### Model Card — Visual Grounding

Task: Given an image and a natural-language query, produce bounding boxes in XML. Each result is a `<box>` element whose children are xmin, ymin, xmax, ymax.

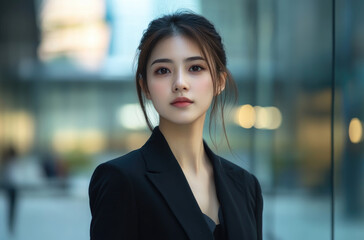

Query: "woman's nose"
<box><xmin>172</xmin><ymin>70</ymin><xmax>189</xmax><ymax>92</ymax></box>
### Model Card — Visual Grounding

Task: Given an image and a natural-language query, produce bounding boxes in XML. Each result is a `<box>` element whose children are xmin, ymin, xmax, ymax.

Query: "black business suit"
<box><xmin>89</xmin><ymin>126</ymin><xmax>263</xmax><ymax>240</ymax></box>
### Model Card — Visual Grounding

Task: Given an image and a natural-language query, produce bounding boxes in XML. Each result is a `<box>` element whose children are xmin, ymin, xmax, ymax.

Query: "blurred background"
<box><xmin>0</xmin><ymin>0</ymin><xmax>363</xmax><ymax>239</ymax></box>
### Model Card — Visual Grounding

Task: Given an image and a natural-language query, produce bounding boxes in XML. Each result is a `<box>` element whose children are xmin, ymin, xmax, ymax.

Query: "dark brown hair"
<box><xmin>135</xmin><ymin>10</ymin><xmax>237</xmax><ymax>148</ymax></box>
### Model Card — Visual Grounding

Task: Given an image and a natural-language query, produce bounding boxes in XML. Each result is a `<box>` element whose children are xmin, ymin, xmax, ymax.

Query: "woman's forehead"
<box><xmin>148</xmin><ymin>35</ymin><xmax>205</xmax><ymax>65</ymax></box>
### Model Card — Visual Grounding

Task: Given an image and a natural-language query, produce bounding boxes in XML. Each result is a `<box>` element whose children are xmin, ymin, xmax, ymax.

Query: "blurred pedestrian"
<box><xmin>0</xmin><ymin>145</ymin><xmax>19</xmax><ymax>235</ymax></box>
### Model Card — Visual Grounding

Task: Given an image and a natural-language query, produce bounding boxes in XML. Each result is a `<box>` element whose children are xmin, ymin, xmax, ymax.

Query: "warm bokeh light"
<box><xmin>52</xmin><ymin>128</ymin><xmax>106</xmax><ymax>154</ymax></box>
<box><xmin>234</xmin><ymin>104</ymin><xmax>256</xmax><ymax>128</ymax></box>
<box><xmin>79</xmin><ymin>129</ymin><xmax>107</xmax><ymax>154</ymax></box>
<box><xmin>349</xmin><ymin>118</ymin><xmax>363</xmax><ymax>143</ymax></box>
<box><xmin>1</xmin><ymin>111</ymin><xmax>35</xmax><ymax>154</ymax></box>
<box><xmin>52</xmin><ymin>129</ymin><xmax>79</xmax><ymax>153</ymax></box>
<box><xmin>254</xmin><ymin>106</ymin><xmax>269</xmax><ymax>129</ymax></box>
<box><xmin>265</xmin><ymin>106</ymin><xmax>283</xmax><ymax>129</ymax></box>
<box><xmin>234</xmin><ymin>105</ymin><xmax>282</xmax><ymax>130</ymax></box>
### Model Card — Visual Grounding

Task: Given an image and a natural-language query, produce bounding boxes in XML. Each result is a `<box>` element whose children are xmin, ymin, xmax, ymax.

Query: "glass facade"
<box><xmin>0</xmin><ymin>0</ymin><xmax>363</xmax><ymax>239</ymax></box>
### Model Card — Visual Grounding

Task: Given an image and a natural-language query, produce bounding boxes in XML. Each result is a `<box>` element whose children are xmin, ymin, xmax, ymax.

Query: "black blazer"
<box><xmin>89</xmin><ymin>127</ymin><xmax>263</xmax><ymax>240</ymax></box>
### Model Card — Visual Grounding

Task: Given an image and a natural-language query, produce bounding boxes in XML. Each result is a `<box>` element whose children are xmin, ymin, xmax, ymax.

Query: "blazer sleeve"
<box><xmin>253</xmin><ymin>175</ymin><xmax>263</xmax><ymax>240</ymax></box>
<box><xmin>89</xmin><ymin>162</ymin><xmax>138</xmax><ymax>240</ymax></box>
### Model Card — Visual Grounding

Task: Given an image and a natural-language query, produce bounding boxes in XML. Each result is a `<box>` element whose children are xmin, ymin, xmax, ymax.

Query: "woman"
<box><xmin>89</xmin><ymin>11</ymin><xmax>263</xmax><ymax>240</ymax></box>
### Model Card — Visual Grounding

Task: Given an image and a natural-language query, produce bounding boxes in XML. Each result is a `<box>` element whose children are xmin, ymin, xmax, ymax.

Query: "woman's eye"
<box><xmin>189</xmin><ymin>65</ymin><xmax>203</xmax><ymax>72</ymax></box>
<box><xmin>156</xmin><ymin>68</ymin><xmax>170</xmax><ymax>74</ymax></box>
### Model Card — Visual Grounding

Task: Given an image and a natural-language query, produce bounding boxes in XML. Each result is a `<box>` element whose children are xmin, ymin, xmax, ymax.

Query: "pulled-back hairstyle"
<box><xmin>135</xmin><ymin>10</ymin><xmax>237</xmax><ymax>148</ymax></box>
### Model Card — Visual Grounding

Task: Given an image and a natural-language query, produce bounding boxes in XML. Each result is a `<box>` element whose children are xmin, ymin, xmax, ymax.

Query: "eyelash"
<box><xmin>155</xmin><ymin>68</ymin><xmax>170</xmax><ymax>75</ymax></box>
<box><xmin>155</xmin><ymin>65</ymin><xmax>205</xmax><ymax>75</ymax></box>
<box><xmin>189</xmin><ymin>65</ymin><xmax>204</xmax><ymax>72</ymax></box>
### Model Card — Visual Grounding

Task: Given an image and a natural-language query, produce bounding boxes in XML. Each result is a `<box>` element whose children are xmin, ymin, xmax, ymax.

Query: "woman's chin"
<box><xmin>159</xmin><ymin>116</ymin><xmax>205</xmax><ymax>127</ymax></box>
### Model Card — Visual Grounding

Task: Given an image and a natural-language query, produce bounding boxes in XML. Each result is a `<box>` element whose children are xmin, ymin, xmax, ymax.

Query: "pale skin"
<box><xmin>140</xmin><ymin>35</ymin><xmax>226</xmax><ymax>224</ymax></box>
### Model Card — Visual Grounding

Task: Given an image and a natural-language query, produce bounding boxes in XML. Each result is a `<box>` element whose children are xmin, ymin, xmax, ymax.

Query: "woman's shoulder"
<box><xmin>217</xmin><ymin>156</ymin><xmax>261</xmax><ymax>189</ymax></box>
<box><xmin>105</xmin><ymin>149</ymin><xmax>144</xmax><ymax>169</ymax></box>
<box><xmin>217</xmin><ymin>157</ymin><xmax>263</xmax><ymax>206</ymax></box>
<box><xmin>91</xmin><ymin>148</ymin><xmax>145</xmax><ymax>181</ymax></box>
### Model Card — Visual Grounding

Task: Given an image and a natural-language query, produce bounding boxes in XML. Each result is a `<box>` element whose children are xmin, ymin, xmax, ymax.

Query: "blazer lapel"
<box><xmin>204</xmin><ymin>143</ymin><xmax>246</xmax><ymax>240</ymax></box>
<box><xmin>141</xmin><ymin>127</ymin><xmax>212</xmax><ymax>240</ymax></box>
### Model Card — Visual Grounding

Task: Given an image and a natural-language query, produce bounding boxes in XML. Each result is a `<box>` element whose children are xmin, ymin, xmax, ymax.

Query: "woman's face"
<box><xmin>144</xmin><ymin>35</ymin><xmax>214</xmax><ymax>126</ymax></box>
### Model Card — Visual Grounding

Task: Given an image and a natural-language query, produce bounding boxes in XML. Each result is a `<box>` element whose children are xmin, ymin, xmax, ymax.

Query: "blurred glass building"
<box><xmin>0</xmin><ymin>0</ymin><xmax>363</xmax><ymax>239</ymax></box>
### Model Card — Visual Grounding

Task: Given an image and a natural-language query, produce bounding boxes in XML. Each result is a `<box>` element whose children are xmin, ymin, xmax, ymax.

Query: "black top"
<box><xmin>202</xmin><ymin>207</ymin><xmax>226</xmax><ymax>239</ymax></box>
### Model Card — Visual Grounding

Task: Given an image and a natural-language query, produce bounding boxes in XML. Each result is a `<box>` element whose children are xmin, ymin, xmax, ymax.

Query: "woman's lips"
<box><xmin>172</xmin><ymin>102</ymin><xmax>192</xmax><ymax>107</ymax></box>
<box><xmin>171</xmin><ymin>97</ymin><xmax>193</xmax><ymax>107</ymax></box>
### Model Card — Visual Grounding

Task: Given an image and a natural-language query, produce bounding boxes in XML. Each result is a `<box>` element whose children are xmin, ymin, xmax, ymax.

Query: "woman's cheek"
<box><xmin>149</xmin><ymin>81</ymin><xmax>168</xmax><ymax>98</ymax></box>
<box><xmin>195</xmin><ymin>76</ymin><xmax>214</xmax><ymax>95</ymax></box>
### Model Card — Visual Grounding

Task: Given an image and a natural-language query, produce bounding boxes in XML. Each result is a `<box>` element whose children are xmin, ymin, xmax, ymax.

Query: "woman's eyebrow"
<box><xmin>151</xmin><ymin>58</ymin><xmax>172</xmax><ymax>66</ymax></box>
<box><xmin>185</xmin><ymin>56</ymin><xmax>205</xmax><ymax>62</ymax></box>
<box><xmin>150</xmin><ymin>56</ymin><xmax>205</xmax><ymax>66</ymax></box>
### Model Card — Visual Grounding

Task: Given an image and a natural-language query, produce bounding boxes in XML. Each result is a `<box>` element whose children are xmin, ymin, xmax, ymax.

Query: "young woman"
<box><xmin>89</xmin><ymin>11</ymin><xmax>263</xmax><ymax>240</ymax></box>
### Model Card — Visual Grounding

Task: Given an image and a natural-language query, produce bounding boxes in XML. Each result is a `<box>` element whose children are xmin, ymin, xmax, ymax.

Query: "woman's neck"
<box><xmin>159</xmin><ymin>119</ymin><xmax>209</xmax><ymax>174</ymax></box>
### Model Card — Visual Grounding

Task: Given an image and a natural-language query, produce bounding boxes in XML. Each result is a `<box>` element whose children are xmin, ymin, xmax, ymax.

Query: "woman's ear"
<box><xmin>139</xmin><ymin>78</ymin><xmax>151</xmax><ymax>99</ymax></box>
<box><xmin>216</xmin><ymin>72</ymin><xmax>227</xmax><ymax>95</ymax></box>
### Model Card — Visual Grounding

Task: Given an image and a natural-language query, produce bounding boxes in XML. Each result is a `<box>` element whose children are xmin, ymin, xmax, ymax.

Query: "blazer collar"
<box><xmin>141</xmin><ymin>126</ymin><xmax>246</xmax><ymax>240</ymax></box>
